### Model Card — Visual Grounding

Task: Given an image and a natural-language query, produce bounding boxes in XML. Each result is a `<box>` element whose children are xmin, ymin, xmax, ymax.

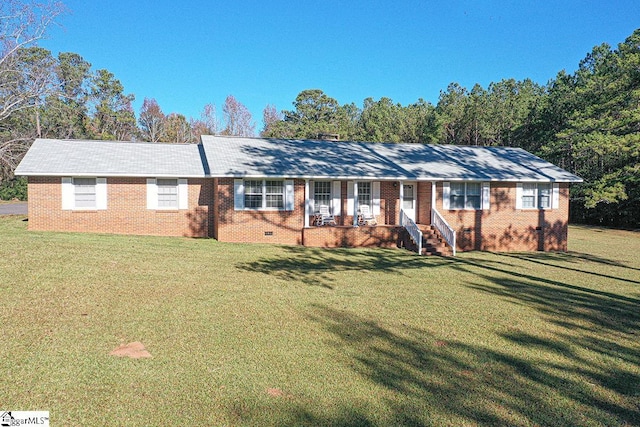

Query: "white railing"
<box><xmin>431</xmin><ymin>207</ymin><xmax>456</xmax><ymax>256</ymax></box>
<box><xmin>400</xmin><ymin>209</ymin><xmax>423</xmax><ymax>255</ymax></box>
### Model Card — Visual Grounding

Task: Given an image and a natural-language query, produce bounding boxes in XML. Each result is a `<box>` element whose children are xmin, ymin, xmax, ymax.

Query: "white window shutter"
<box><xmin>284</xmin><ymin>179</ymin><xmax>295</xmax><ymax>211</ymax></box>
<box><xmin>147</xmin><ymin>178</ymin><xmax>157</xmax><ymax>210</ymax></box>
<box><xmin>178</xmin><ymin>178</ymin><xmax>188</xmax><ymax>209</ymax></box>
<box><xmin>62</xmin><ymin>177</ymin><xmax>73</xmax><ymax>210</ymax></box>
<box><xmin>347</xmin><ymin>181</ymin><xmax>354</xmax><ymax>213</ymax></box>
<box><xmin>442</xmin><ymin>182</ymin><xmax>450</xmax><ymax>210</ymax></box>
<box><xmin>552</xmin><ymin>183</ymin><xmax>560</xmax><ymax>209</ymax></box>
<box><xmin>308</xmin><ymin>180</ymin><xmax>315</xmax><ymax>214</ymax></box>
<box><xmin>96</xmin><ymin>178</ymin><xmax>107</xmax><ymax>210</ymax></box>
<box><xmin>332</xmin><ymin>181</ymin><xmax>341</xmax><ymax>216</ymax></box>
<box><xmin>515</xmin><ymin>183</ymin><xmax>523</xmax><ymax>209</ymax></box>
<box><xmin>372</xmin><ymin>181</ymin><xmax>381</xmax><ymax>215</ymax></box>
<box><xmin>482</xmin><ymin>182</ymin><xmax>490</xmax><ymax>210</ymax></box>
<box><xmin>234</xmin><ymin>179</ymin><xmax>244</xmax><ymax>210</ymax></box>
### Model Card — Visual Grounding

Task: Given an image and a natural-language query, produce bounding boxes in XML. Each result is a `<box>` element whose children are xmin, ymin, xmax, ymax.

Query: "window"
<box><xmin>243</xmin><ymin>179</ymin><xmax>285</xmax><ymax>210</ymax></box>
<box><xmin>244</xmin><ymin>180</ymin><xmax>263</xmax><ymax>209</ymax></box>
<box><xmin>522</xmin><ymin>183</ymin><xmax>536</xmax><ymax>208</ymax></box>
<box><xmin>519</xmin><ymin>183</ymin><xmax>554</xmax><ymax>209</ymax></box>
<box><xmin>157</xmin><ymin>179</ymin><xmax>178</xmax><ymax>209</ymax></box>
<box><xmin>347</xmin><ymin>181</ymin><xmax>379</xmax><ymax>217</ymax></box>
<box><xmin>146</xmin><ymin>178</ymin><xmax>188</xmax><ymax>210</ymax></box>
<box><xmin>63</xmin><ymin>177</ymin><xmax>107</xmax><ymax>210</ymax></box>
<box><xmin>314</xmin><ymin>181</ymin><xmax>332</xmax><ymax>211</ymax></box>
<box><xmin>449</xmin><ymin>182</ymin><xmax>481</xmax><ymax>210</ymax></box>
<box><xmin>265</xmin><ymin>180</ymin><xmax>284</xmax><ymax>208</ymax></box>
<box><xmin>402</xmin><ymin>184</ymin><xmax>414</xmax><ymax>209</ymax></box>
<box><xmin>358</xmin><ymin>182</ymin><xmax>371</xmax><ymax>207</ymax></box>
<box><xmin>538</xmin><ymin>183</ymin><xmax>551</xmax><ymax>209</ymax></box>
<box><xmin>74</xmin><ymin>178</ymin><xmax>96</xmax><ymax>208</ymax></box>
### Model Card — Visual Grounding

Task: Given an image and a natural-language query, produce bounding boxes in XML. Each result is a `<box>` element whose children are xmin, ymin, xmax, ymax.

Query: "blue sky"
<box><xmin>41</xmin><ymin>0</ymin><xmax>639</xmax><ymax>133</ymax></box>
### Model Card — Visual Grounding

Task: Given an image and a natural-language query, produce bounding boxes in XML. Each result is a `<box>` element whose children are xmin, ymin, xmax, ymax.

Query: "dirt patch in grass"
<box><xmin>109</xmin><ymin>342</ymin><xmax>153</xmax><ymax>359</ymax></box>
<box><xmin>266</xmin><ymin>388</ymin><xmax>294</xmax><ymax>399</ymax></box>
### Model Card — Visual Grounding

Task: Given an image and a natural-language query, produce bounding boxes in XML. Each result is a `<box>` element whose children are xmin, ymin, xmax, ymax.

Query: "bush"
<box><xmin>0</xmin><ymin>177</ymin><xmax>27</xmax><ymax>201</ymax></box>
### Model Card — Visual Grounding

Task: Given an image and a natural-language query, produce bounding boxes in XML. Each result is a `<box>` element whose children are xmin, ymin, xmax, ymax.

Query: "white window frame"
<box><xmin>74</xmin><ymin>177</ymin><xmax>97</xmax><ymax>209</ymax></box>
<box><xmin>265</xmin><ymin>180</ymin><xmax>285</xmax><ymax>209</ymax></box>
<box><xmin>309</xmin><ymin>180</ymin><xmax>341</xmax><ymax>215</ymax></box>
<box><xmin>357</xmin><ymin>181</ymin><xmax>372</xmax><ymax>208</ymax></box>
<box><xmin>516</xmin><ymin>182</ymin><xmax>559</xmax><ymax>210</ymax></box>
<box><xmin>347</xmin><ymin>181</ymin><xmax>380</xmax><ymax>215</ymax></box>
<box><xmin>443</xmin><ymin>181</ymin><xmax>488</xmax><ymax>210</ymax></box>
<box><xmin>234</xmin><ymin>179</ymin><xmax>294</xmax><ymax>211</ymax></box>
<box><xmin>313</xmin><ymin>181</ymin><xmax>332</xmax><ymax>212</ymax></box>
<box><xmin>402</xmin><ymin>184</ymin><xmax>415</xmax><ymax>210</ymax></box>
<box><xmin>146</xmin><ymin>178</ymin><xmax>188</xmax><ymax>210</ymax></box>
<box><xmin>244</xmin><ymin>179</ymin><xmax>266</xmax><ymax>209</ymax></box>
<box><xmin>157</xmin><ymin>178</ymin><xmax>179</xmax><ymax>209</ymax></box>
<box><xmin>538</xmin><ymin>183</ymin><xmax>552</xmax><ymax>209</ymax></box>
<box><xmin>62</xmin><ymin>177</ymin><xmax>107</xmax><ymax>210</ymax></box>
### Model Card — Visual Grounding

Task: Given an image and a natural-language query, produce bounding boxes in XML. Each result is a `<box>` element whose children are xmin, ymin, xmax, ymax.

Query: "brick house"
<box><xmin>15</xmin><ymin>136</ymin><xmax>582</xmax><ymax>254</ymax></box>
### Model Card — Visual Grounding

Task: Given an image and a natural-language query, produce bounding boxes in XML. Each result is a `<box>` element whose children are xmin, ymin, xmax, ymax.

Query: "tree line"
<box><xmin>1</xmin><ymin>1</ymin><xmax>638</xmax><ymax>227</ymax></box>
<box><xmin>259</xmin><ymin>31</ymin><xmax>640</xmax><ymax>228</ymax></box>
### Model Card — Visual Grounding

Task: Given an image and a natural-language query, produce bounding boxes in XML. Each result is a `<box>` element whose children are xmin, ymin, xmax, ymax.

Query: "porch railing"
<box><xmin>432</xmin><ymin>207</ymin><xmax>456</xmax><ymax>256</ymax></box>
<box><xmin>400</xmin><ymin>209</ymin><xmax>423</xmax><ymax>255</ymax></box>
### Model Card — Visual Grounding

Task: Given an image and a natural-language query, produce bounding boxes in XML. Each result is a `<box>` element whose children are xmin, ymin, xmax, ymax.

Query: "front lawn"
<box><xmin>0</xmin><ymin>217</ymin><xmax>638</xmax><ymax>426</ymax></box>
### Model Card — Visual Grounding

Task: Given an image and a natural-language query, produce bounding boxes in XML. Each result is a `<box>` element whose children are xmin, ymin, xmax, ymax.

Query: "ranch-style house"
<box><xmin>15</xmin><ymin>135</ymin><xmax>582</xmax><ymax>255</ymax></box>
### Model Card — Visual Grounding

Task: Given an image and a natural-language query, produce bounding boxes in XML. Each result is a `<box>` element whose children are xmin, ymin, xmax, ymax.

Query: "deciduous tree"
<box><xmin>221</xmin><ymin>95</ymin><xmax>255</xmax><ymax>137</ymax></box>
<box><xmin>138</xmin><ymin>98</ymin><xmax>165</xmax><ymax>142</ymax></box>
<box><xmin>260</xmin><ymin>104</ymin><xmax>281</xmax><ymax>137</ymax></box>
<box><xmin>162</xmin><ymin>113</ymin><xmax>191</xmax><ymax>143</ymax></box>
<box><xmin>190</xmin><ymin>103</ymin><xmax>219</xmax><ymax>140</ymax></box>
<box><xmin>0</xmin><ymin>0</ymin><xmax>65</xmax><ymax>121</ymax></box>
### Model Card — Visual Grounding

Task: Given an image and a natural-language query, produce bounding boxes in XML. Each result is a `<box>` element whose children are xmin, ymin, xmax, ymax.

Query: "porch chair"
<box><xmin>317</xmin><ymin>204</ymin><xmax>337</xmax><ymax>226</ymax></box>
<box><xmin>358</xmin><ymin>204</ymin><xmax>377</xmax><ymax>226</ymax></box>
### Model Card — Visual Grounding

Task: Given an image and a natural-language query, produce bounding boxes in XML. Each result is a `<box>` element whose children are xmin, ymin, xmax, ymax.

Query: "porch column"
<box><xmin>398</xmin><ymin>180</ymin><xmax>404</xmax><ymax>225</ymax></box>
<box><xmin>304</xmin><ymin>179</ymin><xmax>310</xmax><ymax>228</ymax></box>
<box><xmin>353</xmin><ymin>181</ymin><xmax>359</xmax><ymax>227</ymax></box>
<box><xmin>431</xmin><ymin>181</ymin><xmax>437</xmax><ymax>223</ymax></box>
<box><xmin>431</xmin><ymin>181</ymin><xmax>436</xmax><ymax>206</ymax></box>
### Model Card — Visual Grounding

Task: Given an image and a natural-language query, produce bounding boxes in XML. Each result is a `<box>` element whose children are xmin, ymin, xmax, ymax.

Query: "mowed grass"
<box><xmin>0</xmin><ymin>217</ymin><xmax>638</xmax><ymax>426</ymax></box>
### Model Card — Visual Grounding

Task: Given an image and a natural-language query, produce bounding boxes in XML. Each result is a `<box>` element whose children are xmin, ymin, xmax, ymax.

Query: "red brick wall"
<box><xmin>215</xmin><ymin>178</ymin><xmax>306</xmax><ymax>245</ymax></box>
<box><xmin>432</xmin><ymin>182</ymin><xmax>569</xmax><ymax>252</ymax></box>
<box><xmin>303</xmin><ymin>226</ymin><xmax>402</xmax><ymax>248</ymax></box>
<box><xmin>27</xmin><ymin>177</ymin><xmax>571</xmax><ymax>252</ymax></box>
<box><xmin>215</xmin><ymin>180</ymin><xmax>403</xmax><ymax>245</ymax></box>
<box><xmin>417</xmin><ymin>182</ymin><xmax>433</xmax><ymax>224</ymax></box>
<box><xmin>27</xmin><ymin>177</ymin><xmax>213</xmax><ymax>237</ymax></box>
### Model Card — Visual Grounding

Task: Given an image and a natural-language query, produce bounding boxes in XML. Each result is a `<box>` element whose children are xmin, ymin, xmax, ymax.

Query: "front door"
<box><xmin>402</xmin><ymin>183</ymin><xmax>416</xmax><ymax>222</ymax></box>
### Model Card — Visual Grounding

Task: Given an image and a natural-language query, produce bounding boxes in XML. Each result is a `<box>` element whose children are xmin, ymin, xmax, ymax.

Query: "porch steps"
<box><xmin>402</xmin><ymin>225</ymin><xmax>453</xmax><ymax>257</ymax></box>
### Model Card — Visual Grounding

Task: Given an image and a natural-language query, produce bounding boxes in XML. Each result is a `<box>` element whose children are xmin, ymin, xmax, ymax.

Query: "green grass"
<box><xmin>0</xmin><ymin>217</ymin><xmax>638</xmax><ymax>426</ymax></box>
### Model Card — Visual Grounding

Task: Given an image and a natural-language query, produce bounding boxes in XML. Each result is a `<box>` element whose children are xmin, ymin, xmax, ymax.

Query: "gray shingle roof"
<box><xmin>16</xmin><ymin>136</ymin><xmax>582</xmax><ymax>183</ymax></box>
<box><xmin>200</xmin><ymin>136</ymin><xmax>582</xmax><ymax>182</ymax></box>
<box><xmin>15</xmin><ymin>138</ymin><xmax>207</xmax><ymax>177</ymax></box>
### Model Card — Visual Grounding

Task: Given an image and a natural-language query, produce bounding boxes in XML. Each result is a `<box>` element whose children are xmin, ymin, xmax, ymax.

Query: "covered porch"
<box><xmin>301</xmin><ymin>180</ymin><xmax>455</xmax><ymax>255</ymax></box>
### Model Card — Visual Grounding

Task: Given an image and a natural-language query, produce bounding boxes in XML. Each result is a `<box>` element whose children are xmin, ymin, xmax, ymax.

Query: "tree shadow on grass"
<box><xmin>235</xmin><ymin>249</ymin><xmax>639</xmax><ymax>426</ymax></box>
<box><xmin>289</xmin><ymin>290</ymin><xmax>639</xmax><ymax>426</ymax></box>
<box><xmin>452</xmin><ymin>256</ymin><xmax>640</xmax><ymax>333</ymax></box>
<box><xmin>289</xmin><ymin>302</ymin><xmax>637</xmax><ymax>426</ymax></box>
<box><xmin>497</xmin><ymin>252</ymin><xmax>640</xmax><ymax>284</ymax></box>
<box><xmin>236</xmin><ymin>245</ymin><xmax>453</xmax><ymax>289</ymax></box>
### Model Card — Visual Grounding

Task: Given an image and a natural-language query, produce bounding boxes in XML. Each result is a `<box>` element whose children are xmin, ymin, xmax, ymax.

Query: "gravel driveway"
<box><xmin>0</xmin><ymin>202</ymin><xmax>27</xmax><ymax>215</ymax></box>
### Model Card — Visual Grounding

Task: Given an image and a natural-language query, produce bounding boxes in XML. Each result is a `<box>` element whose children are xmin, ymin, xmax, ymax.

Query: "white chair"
<box><xmin>358</xmin><ymin>204</ymin><xmax>377</xmax><ymax>226</ymax></box>
<box><xmin>317</xmin><ymin>205</ymin><xmax>337</xmax><ymax>226</ymax></box>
